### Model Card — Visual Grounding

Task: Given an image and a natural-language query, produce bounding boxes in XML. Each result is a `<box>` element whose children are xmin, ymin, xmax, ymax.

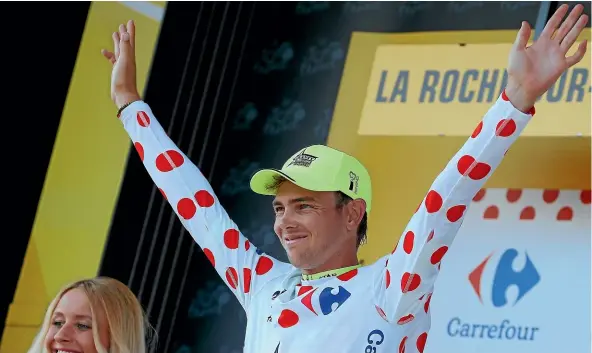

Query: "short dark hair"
<box><xmin>266</xmin><ymin>175</ymin><xmax>368</xmax><ymax>247</ymax></box>
<box><xmin>335</xmin><ymin>191</ymin><xmax>368</xmax><ymax>248</ymax></box>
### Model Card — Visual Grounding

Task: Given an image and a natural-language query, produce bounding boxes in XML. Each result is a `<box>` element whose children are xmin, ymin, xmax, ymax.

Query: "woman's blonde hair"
<box><xmin>27</xmin><ymin>276</ymin><xmax>156</xmax><ymax>353</ymax></box>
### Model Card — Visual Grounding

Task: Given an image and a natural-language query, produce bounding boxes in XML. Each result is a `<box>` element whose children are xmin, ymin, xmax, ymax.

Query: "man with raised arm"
<box><xmin>102</xmin><ymin>5</ymin><xmax>587</xmax><ymax>352</ymax></box>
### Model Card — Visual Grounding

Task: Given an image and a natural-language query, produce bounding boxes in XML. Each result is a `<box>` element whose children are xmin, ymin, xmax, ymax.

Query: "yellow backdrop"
<box><xmin>0</xmin><ymin>2</ymin><xmax>164</xmax><ymax>351</ymax></box>
<box><xmin>329</xmin><ymin>29</ymin><xmax>591</xmax><ymax>266</ymax></box>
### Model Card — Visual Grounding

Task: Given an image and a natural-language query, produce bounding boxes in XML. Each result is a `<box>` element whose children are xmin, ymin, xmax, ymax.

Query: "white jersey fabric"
<box><xmin>119</xmin><ymin>92</ymin><xmax>533</xmax><ymax>353</ymax></box>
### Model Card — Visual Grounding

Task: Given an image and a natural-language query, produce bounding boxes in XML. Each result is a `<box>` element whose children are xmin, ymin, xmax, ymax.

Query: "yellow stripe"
<box><xmin>302</xmin><ymin>264</ymin><xmax>362</xmax><ymax>281</ymax></box>
<box><xmin>1</xmin><ymin>2</ymin><xmax>163</xmax><ymax>352</ymax></box>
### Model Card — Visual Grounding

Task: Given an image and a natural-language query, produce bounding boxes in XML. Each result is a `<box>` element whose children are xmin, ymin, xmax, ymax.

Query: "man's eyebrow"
<box><xmin>272</xmin><ymin>196</ymin><xmax>316</xmax><ymax>207</ymax></box>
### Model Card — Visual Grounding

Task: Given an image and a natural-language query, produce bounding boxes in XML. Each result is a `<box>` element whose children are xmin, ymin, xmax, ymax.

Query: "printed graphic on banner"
<box><xmin>447</xmin><ymin>248</ymin><xmax>541</xmax><ymax>343</ymax></box>
<box><xmin>358</xmin><ymin>43</ymin><xmax>591</xmax><ymax>137</ymax></box>
<box><xmin>469</xmin><ymin>248</ymin><xmax>540</xmax><ymax>308</ymax></box>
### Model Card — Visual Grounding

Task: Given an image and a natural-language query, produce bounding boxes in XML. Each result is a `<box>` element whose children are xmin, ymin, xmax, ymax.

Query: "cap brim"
<box><xmin>249</xmin><ymin>169</ymin><xmax>294</xmax><ymax>196</ymax></box>
<box><xmin>250</xmin><ymin>168</ymin><xmax>333</xmax><ymax>196</ymax></box>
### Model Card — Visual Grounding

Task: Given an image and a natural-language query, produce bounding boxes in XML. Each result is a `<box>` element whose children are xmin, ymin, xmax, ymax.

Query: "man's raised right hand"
<box><xmin>101</xmin><ymin>20</ymin><xmax>141</xmax><ymax>109</ymax></box>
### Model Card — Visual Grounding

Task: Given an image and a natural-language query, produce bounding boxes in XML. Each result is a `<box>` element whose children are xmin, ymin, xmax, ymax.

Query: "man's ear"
<box><xmin>346</xmin><ymin>198</ymin><xmax>366</xmax><ymax>231</ymax></box>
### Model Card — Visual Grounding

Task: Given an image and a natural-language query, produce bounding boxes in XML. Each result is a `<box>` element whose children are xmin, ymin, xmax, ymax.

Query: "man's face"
<box><xmin>272</xmin><ymin>182</ymin><xmax>351</xmax><ymax>270</ymax></box>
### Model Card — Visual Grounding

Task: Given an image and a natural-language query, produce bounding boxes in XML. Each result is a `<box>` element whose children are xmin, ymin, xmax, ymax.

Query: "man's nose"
<box><xmin>277</xmin><ymin>209</ymin><xmax>297</xmax><ymax>231</ymax></box>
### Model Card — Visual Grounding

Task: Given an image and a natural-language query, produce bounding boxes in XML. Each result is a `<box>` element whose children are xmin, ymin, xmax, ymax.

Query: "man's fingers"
<box><xmin>514</xmin><ymin>21</ymin><xmax>531</xmax><ymax>50</ymax></box>
<box><xmin>561</xmin><ymin>14</ymin><xmax>589</xmax><ymax>52</ymax></box>
<box><xmin>101</xmin><ymin>49</ymin><xmax>116</xmax><ymax>64</ymax></box>
<box><xmin>119</xmin><ymin>30</ymin><xmax>134</xmax><ymax>59</ymax></box>
<box><xmin>540</xmin><ymin>4</ymin><xmax>569</xmax><ymax>39</ymax></box>
<box><xmin>565</xmin><ymin>40</ymin><xmax>588</xmax><ymax>67</ymax></box>
<box><xmin>555</xmin><ymin>4</ymin><xmax>584</xmax><ymax>42</ymax></box>
<box><xmin>127</xmin><ymin>20</ymin><xmax>136</xmax><ymax>49</ymax></box>
<box><xmin>119</xmin><ymin>23</ymin><xmax>126</xmax><ymax>36</ymax></box>
<box><xmin>112</xmin><ymin>32</ymin><xmax>120</xmax><ymax>58</ymax></box>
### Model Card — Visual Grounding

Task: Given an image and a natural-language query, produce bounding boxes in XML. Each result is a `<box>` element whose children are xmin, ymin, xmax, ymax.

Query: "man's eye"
<box><xmin>52</xmin><ymin>321</ymin><xmax>64</xmax><ymax>327</ymax></box>
<box><xmin>299</xmin><ymin>204</ymin><xmax>312</xmax><ymax>209</ymax></box>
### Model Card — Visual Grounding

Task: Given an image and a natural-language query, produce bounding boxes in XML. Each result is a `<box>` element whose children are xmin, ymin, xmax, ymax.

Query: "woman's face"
<box><xmin>44</xmin><ymin>288</ymin><xmax>109</xmax><ymax>353</ymax></box>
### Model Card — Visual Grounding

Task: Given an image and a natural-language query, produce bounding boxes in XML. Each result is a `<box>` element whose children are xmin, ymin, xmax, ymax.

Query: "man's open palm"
<box><xmin>507</xmin><ymin>4</ymin><xmax>588</xmax><ymax>108</ymax></box>
<box><xmin>101</xmin><ymin>20</ymin><xmax>140</xmax><ymax>109</ymax></box>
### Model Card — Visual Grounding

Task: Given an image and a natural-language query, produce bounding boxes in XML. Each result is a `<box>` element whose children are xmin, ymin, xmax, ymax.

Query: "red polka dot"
<box><xmin>520</xmin><ymin>206</ymin><xmax>536</xmax><ymax>220</ymax></box>
<box><xmin>501</xmin><ymin>89</ymin><xmax>509</xmax><ymax>101</ymax></box>
<box><xmin>399</xmin><ymin>336</ymin><xmax>407</xmax><ymax>353</ymax></box>
<box><xmin>457</xmin><ymin>155</ymin><xmax>491</xmax><ymax>180</ymax></box>
<box><xmin>483</xmin><ymin>205</ymin><xmax>499</xmax><ymax>219</ymax></box>
<box><xmin>244</xmin><ymin>240</ymin><xmax>251</xmax><ymax>251</ymax></box>
<box><xmin>337</xmin><ymin>269</ymin><xmax>358</xmax><ymax>281</ymax></box>
<box><xmin>416</xmin><ymin>332</ymin><xmax>428</xmax><ymax>353</ymax></box>
<box><xmin>543</xmin><ymin>189</ymin><xmax>559</xmax><ymax>203</ymax></box>
<box><xmin>177</xmin><ymin>198</ymin><xmax>197</xmax><ymax>220</ymax></box>
<box><xmin>473</xmin><ymin>189</ymin><xmax>486</xmax><ymax>202</ymax></box>
<box><xmin>557</xmin><ymin>206</ymin><xmax>573</xmax><ymax>221</ymax></box>
<box><xmin>403</xmin><ymin>231</ymin><xmax>414</xmax><ymax>254</ymax></box>
<box><xmin>397</xmin><ymin>314</ymin><xmax>414</xmax><ymax>325</ymax></box>
<box><xmin>134</xmin><ymin>142</ymin><xmax>144</xmax><ymax>161</ymax></box>
<box><xmin>278</xmin><ymin>309</ymin><xmax>299</xmax><ymax>328</ymax></box>
<box><xmin>527</xmin><ymin>106</ymin><xmax>536</xmax><ymax>116</ymax></box>
<box><xmin>506</xmin><ymin>189</ymin><xmax>522</xmax><ymax>203</ymax></box>
<box><xmin>385</xmin><ymin>270</ymin><xmax>391</xmax><ymax>289</ymax></box>
<box><xmin>496</xmin><ymin>119</ymin><xmax>517</xmax><ymax>137</ymax></box>
<box><xmin>425</xmin><ymin>190</ymin><xmax>443</xmax><ymax>213</ymax></box>
<box><xmin>137</xmin><ymin>111</ymin><xmax>151</xmax><ymax>127</ymax></box>
<box><xmin>430</xmin><ymin>246</ymin><xmax>448</xmax><ymax>264</ymax></box>
<box><xmin>223</xmin><ymin>229</ymin><xmax>240</xmax><ymax>249</ymax></box>
<box><xmin>225</xmin><ymin>267</ymin><xmax>238</xmax><ymax>289</ymax></box>
<box><xmin>297</xmin><ymin>285</ymin><xmax>313</xmax><ymax>296</ymax></box>
<box><xmin>203</xmin><ymin>248</ymin><xmax>215</xmax><ymax>267</ymax></box>
<box><xmin>401</xmin><ymin>272</ymin><xmax>421</xmax><ymax>293</ymax></box>
<box><xmin>195</xmin><ymin>190</ymin><xmax>215</xmax><ymax>207</ymax></box>
<box><xmin>255</xmin><ymin>256</ymin><xmax>274</xmax><ymax>275</ymax></box>
<box><xmin>446</xmin><ymin>205</ymin><xmax>466</xmax><ymax>222</ymax></box>
<box><xmin>424</xmin><ymin>293</ymin><xmax>432</xmax><ymax>313</ymax></box>
<box><xmin>375</xmin><ymin>305</ymin><xmax>388</xmax><ymax>321</ymax></box>
<box><xmin>471</xmin><ymin>121</ymin><xmax>483</xmax><ymax>138</ymax></box>
<box><xmin>581</xmin><ymin>190</ymin><xmax>591</xmax><ymax>204</ymax></box>
<box><xmin>427</xmin><ymin>230</ymin><xmax>434</xmax><ymax>242</ymax></box>
<box><xmin>155</xmin><ymin>150</ymin><xmax>185</xmax><ymax>172</ymax></box>
<box><xmin>243</xmin><ymin>268</ymin><xmax>252</xmax><ymax>293</ymax></box>
<box><xmin>385</xmin><ymin>259</ymin><xmax>389</xmax><ymax>267</ymax></box>
<box><xmin>159</xmin><ymin>188</ymin><xmax>167</xmax><ymax>200</ymax></box>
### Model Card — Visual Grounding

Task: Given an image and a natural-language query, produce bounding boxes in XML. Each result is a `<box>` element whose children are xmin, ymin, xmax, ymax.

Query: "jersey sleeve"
<box><xmin>119</xmin><ymin>101</ymin><xmax>292</xmax><ymax>310</ymax></box>
<box><xmin>372</xmin><ymin>92</ymin><xmax>535</xmax><ymax>324</ymax></box>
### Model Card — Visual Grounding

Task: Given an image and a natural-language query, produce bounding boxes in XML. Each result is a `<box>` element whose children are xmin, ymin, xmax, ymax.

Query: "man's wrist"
<box><xmin>115</xmin><ymin>93</ymin><xmax>142</xmax><ymax>110</ymax></box>
<box><xmin>504</xmin><ymin>80</ymin><xmax>537</xmax><ymax>114</ymax></box>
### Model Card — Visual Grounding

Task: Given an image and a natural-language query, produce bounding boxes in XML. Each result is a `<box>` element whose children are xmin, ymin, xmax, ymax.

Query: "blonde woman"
<box><xmin>27</xmin><ymin>277</ymin><xmax>155</xmax><ymax>353</ymax></box>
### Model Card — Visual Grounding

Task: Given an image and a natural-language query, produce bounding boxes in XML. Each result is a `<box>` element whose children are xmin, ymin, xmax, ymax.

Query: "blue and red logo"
<box><xmin>468</xmin><ymin>248</ymin><xmax>541</xmax><ymax>308</ymax></box>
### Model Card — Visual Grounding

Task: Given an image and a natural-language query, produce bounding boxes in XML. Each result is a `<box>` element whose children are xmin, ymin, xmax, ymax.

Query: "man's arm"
<box><xmin>372</xmin><ymin>91</ymin><xmax>534</xmax><ymax>324</ymax></box>
<box><xmin>119</xmin><ymin>101</ymin><xmax>292</xmax><ymax>310</ymax></box>
<box><xmin>371</xmin><ymin>3</ymin><xmax>588</xmax><ymax>325</ymax></box>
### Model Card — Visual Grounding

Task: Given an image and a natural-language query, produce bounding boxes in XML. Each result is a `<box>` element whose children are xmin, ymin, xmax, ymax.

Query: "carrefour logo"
<box><xmin>447</xmin><ymin>248</ymin><xmax>541</xmax><ymax>342</ymax></box>
<box><xmin>469</xmin><ymin>248</ymin><xmax>541</xmax><ymax>307</ymax></box>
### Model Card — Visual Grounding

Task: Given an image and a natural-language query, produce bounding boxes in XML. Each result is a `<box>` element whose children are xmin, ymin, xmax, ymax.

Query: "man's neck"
<box><xmin>301</xmin><ymin>263</ymin><xmax>361</xmax><ymax>281</ymax></box>
<box><xmin>300</xmin><ymin>254</ymin><xmax>360</xmax><ymax>279</ymax></box>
